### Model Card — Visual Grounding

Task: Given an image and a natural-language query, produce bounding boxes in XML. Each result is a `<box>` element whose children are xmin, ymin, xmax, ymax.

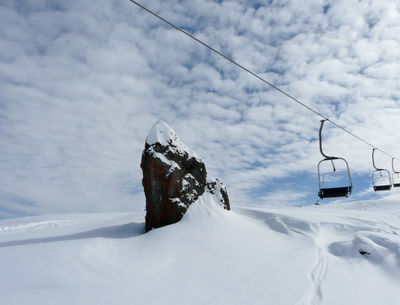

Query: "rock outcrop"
<box><xmin>206</xmin><ymin>177</ymin><xmax>230</xmax><ymax>210</ymax></box>
<box><xmin>141</xmin><ymin>120</ymin><xmax>207</xmax><ymax>232</ymax></box>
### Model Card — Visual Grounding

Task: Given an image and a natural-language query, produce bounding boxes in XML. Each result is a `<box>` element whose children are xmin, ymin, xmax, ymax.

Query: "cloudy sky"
<box><xmin>1</xmin><ymin>0</ymin><xmax>400</xmax><ymax>218</ymax></box>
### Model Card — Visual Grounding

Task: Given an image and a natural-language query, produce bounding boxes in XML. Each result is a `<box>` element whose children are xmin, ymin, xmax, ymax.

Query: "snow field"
<box><xmin>0</xmin><ymin>198</ymin><xmax>399</xmax><ymax>305</ymax></box>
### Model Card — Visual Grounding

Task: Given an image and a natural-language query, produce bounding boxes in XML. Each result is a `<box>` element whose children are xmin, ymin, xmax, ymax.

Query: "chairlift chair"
<box><xmin>317</xmin><ymin>120</ymin><xmax>353</xmax><ymax>199</ymax></box>
<box><xmin>391</xmin><ymin>158</ymin><xmax>400</xmax><ymax>188</ymax></box>
<box><xmin>371</xmin><ymin>148</ymin><xmax>392</xmax><ymax>191</ymax></box>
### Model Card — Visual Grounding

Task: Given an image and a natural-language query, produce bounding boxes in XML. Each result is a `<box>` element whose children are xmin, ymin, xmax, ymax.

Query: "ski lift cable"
<box><xmin>128</xmin><ymin>0</ymin><xmax>398</xmax><ymax>161</ymax></box>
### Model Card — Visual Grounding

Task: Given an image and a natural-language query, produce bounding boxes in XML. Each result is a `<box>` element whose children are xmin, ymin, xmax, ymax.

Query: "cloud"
<box><xmin>1</xmin><ymin>0</ymin><xmax>400</xmax><ymax>218</ymax></box>
<box><xmin>259</xmin><ymin>190</ymin><xmax>312</xmax><ymax>207</ymax></box>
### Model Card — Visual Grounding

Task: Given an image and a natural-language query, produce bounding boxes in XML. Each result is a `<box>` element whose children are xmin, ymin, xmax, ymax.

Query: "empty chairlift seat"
<box><xmin>319</xmin><ymin>186</ymin><xmax>352</xmax><ymax>199</ymax></box>
<box><xmin>371</xmin><ymin>149</ymin><xmax>392</xmax><ymax>192</ymax></box>
<box><xmin>392</xmin><ymin>158</ymin><xmax>400</xmax><ymax>188</ymax></box>
<box><xmin>373</xmin><ymin>184</ymin><xmax>392</xmax><ymax>191</ymax></box>
<box><xmin>317</xmin><ymin>120</ymin><xmax>353</xmax><ymax>200</ymax></box>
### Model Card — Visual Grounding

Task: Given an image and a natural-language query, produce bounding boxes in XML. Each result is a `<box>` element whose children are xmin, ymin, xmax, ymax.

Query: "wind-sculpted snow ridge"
<box><xmin>237</xmin><ymin>208</ymin><xmax>320</xmax><ymax>237</ymax></box>
<box><xmin>1</xmin><ymin>200</ymin><xmax>400</xmax><ymax>305</ymax></box>
<box><xmin>225</xmin><ymin>201</ymin><xmax>400</xmax><ymax>305</ymax></box>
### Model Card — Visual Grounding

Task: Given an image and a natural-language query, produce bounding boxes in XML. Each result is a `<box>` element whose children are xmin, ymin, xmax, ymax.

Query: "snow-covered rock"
<box><xmin>206</xmin><ymin>177</ymin><xmax>230</xmax><ymax>210</ymax></box>
<box><xmin>141</xmin><ymin>120</ymin><xmax>206</xmax><ymax>232</ymax></box>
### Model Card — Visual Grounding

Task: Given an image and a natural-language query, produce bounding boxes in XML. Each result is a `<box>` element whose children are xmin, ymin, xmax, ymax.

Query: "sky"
<box><xmin>1</xmin><ymin>0</ymin><xmax>400</xmax><ymax>218</ymax></box>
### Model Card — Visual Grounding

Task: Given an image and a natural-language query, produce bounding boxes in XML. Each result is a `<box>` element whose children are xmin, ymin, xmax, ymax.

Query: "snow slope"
<box><xmin>1</xmin><ymin>198</ymin><xmax>400</xmax><ymax>305</ymax></box>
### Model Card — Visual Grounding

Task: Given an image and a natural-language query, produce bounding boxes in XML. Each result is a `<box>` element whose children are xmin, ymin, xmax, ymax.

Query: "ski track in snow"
<box><xmin>310</xmin><ymin>248</ymin><xmax>328</xmax><ymax>305</ymax></box>
<box><xmin>294</xmin><ymin>243</ymin><xmax>329</xmax><ymax>305</ymax></box>
<box><xmin>0</xmin><ymin>220</ymin><xmax>77</xmax><ymax>233</ymax></box>
<box><xmin>295</xmin><ymin>248</ymin><xmax>328</xmax><ymax>305</ymax></box>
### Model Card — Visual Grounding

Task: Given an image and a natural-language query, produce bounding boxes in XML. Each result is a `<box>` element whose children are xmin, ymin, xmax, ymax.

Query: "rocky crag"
<box><xmin>141</xmin><ymin>120</ymin><xmax>229</xmax><ymax>232</ymax></box>
<box><xmin>206</xmin><ymin>177</ymin><xmax>230</xmax><ymax>211</ymax></box>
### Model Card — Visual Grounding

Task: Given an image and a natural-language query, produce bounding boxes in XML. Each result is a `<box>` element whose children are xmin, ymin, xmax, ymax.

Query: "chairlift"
<box><xmin>317</xmin><ymin>119</ymin><xmax>353</xmax><ymax>199</ymax></box>
<box><xmin>371</xmin><ymin>148</ymin><xmax>391</xmax><ymax>191</ymax></box>
<box><xmin>392</xmin><ymin>158</ymin><xmax>400</xmax><ymax>188</ymax></box>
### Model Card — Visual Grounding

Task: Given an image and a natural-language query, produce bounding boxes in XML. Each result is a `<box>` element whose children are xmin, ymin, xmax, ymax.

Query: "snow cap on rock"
<box><xmin>146</xmin><ymin>120</ymin><xmax>176</xmax><ymax>146</ymax></box>
<box><xmin>146</xmin><ymin>120</ymin><xmax>198</xmax><ymax>159</ymax></box>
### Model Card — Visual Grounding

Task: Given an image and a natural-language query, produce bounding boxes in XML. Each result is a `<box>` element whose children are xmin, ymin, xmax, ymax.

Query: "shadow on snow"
<box><xmin>0</xmin><ymin>221</ymin><xmax>145</xmax><ymax>248</ymax></box>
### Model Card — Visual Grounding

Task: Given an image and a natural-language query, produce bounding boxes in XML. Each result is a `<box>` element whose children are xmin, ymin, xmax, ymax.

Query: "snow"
<box><xmin>145</xmin><ymin>120</ymin><xmax>200</xmax><ymax>160</ymax></box>
<box><xmin>146</xmin><ymin>120</ymin><xmax>176</xmax><ymax>146</ymax></box>
<box><xmin>1</xmin><ymin>198</ymin><xmax>400</xmax><ymax>305</ymax></box>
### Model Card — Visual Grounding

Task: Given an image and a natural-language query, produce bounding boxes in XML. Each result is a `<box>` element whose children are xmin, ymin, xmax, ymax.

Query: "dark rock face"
<box><xmin>141</xmin><ymin>121</ymin><xmax>207</xmax><ymax>232</ymax></box>
<box><xmin>206</xmin><ymin>178</ymin><xmax>230</xmax><ymax>210</ymax></box>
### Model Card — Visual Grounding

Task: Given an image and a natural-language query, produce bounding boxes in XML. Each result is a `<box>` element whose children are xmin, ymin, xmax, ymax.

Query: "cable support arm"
<box><xmin>372</xmin><ymin>148</ymin><xmax>383</xmax><ymax>171</ymax></box>
<box><xmin>392</xmin><ymin>158</ymin><xmax>400</xmax><ymax>174</ymax></box>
